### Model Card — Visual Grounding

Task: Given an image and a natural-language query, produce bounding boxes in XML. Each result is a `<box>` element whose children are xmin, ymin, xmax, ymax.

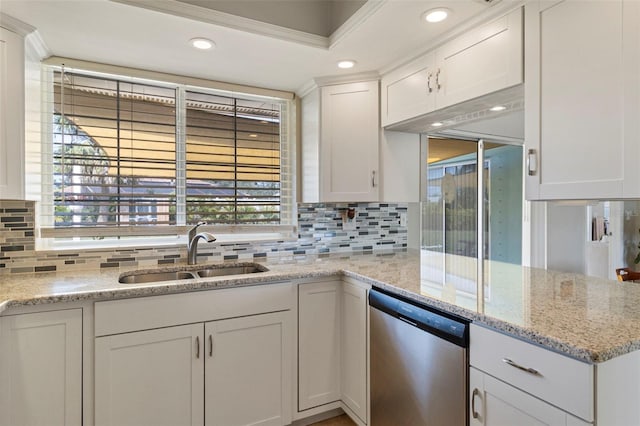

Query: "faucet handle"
<box><xmin>188</xmin><ymin>221</ymin><xmax>207</xmax><ymax>241</ymax></box>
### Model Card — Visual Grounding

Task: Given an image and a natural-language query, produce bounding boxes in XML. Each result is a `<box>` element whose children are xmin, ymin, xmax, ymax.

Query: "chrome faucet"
<box><xmin>187</xmin><ymin>222</ymin><xmax>216</xmax><ymax>265</ymax></box>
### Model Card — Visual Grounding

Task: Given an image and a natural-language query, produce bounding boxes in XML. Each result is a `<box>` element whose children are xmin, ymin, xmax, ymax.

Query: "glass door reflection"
<box><xmin>421</xmin><ymin>137</ymin><xmax>522</xmax><ymax>309</ymax></box>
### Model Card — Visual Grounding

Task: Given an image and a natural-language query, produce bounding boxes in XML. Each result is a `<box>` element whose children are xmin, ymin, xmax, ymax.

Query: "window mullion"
<box><xmin>233</xmin><ymin>98</ymin><xmax>238</xmax><ymax>224</ymax></box>
<box><xmin>176</xmin><ymin>87</ymin><xmax>186</xmax><ymax>226</ymax></box>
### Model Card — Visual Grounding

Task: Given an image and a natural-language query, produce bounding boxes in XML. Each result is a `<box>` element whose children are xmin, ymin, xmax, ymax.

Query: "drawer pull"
<box><xmin>196</xmin><ymin>336</ymin><xmax>200</xmax><ymax>359</ymax></box>
<box><xmin>502</xmin><ymin>358</ymin><xmax>543</xmax><ymax>377</ymax></box>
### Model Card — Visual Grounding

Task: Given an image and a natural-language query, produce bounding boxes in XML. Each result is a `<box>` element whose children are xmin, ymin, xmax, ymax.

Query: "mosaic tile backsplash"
<box><xmin>0</xmin><ymin>200</ymin><xmax>408</xmax><ymax>275</ymax></box>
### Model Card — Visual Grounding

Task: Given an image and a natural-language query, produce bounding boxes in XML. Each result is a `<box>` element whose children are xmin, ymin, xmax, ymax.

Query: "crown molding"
<box><xmin>0</xmin><ymin>12</ymin><xmax>35</xmax><ymax>36</ymax></box>
<box><xmin>313</xmin><ymin>71</ymin><xmax>380</xmax><ymax>87</ymax></box>
<box><xmin>110</xmin><ymin>0</ymin><xmax>330</xmax><ymax>49</ymax></box>
<box><xmin>25</xmin><ymin>31</ymin><xmax>51</xmax><ymax>61</ymax></box>
<box><xmin>297</xmin><ymin>70</ymin><xmax>381</xmax><ymax>97</ymax></box>
<box><xmin>296</xmin><ymin>79</ymin><xmax>319</xmax><ymax>98</ymax></box>
<box><xmin>329</xmin><ymin>0</ymin><xmax>386</xmax><ymax>49</ymax></box>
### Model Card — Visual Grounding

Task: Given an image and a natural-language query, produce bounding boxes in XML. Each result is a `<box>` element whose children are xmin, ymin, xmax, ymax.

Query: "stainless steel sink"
<box><xmin>118</xmin><ymin>263</ymin><xmax>268</xmax><ymax>284</ymax></box>
<box><xmin>195</xmin><ymin>264</ymin><xmax>267</xmax><ymax>278</ymax></box>
<box><xmin>118</xmin><ymin>271</ymin><xmax>196</xmax><ymax>284</ymax></box>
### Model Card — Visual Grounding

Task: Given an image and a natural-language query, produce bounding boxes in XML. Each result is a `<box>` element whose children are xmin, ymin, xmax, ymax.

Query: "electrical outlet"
<box><xmin>400</xmin><ymin>212</ymin><xmax>407</xmax><ymax>227</ymax></box>
<box><xmin>341</xmin><ymin>208</ymin><xmax>357</xmax><ymax>231</ymax></box>
<box><xmin>343</xmin><ymin>217</ymin><xmax>357</xmax><ymax>231</ymax></box>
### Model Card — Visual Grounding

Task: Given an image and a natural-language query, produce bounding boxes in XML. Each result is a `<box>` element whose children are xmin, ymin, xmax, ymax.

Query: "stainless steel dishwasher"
<box><xmin>369</xmin><ymin>288</ymin><xmax>469</xmax><ymax>426</ymax></box>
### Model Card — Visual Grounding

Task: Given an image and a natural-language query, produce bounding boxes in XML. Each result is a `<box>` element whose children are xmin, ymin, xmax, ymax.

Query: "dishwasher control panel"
<box><xmin>369</xmin><ymin>288</ymin><xmax>468</xmax><ymax>347</ymax></box>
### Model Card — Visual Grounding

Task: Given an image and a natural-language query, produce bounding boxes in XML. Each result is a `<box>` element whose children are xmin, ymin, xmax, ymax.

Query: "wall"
<box><xmin>546</xmin><ymin>203</ymin><xmax>586</xmax><ymax>274</ymax></box>
<box><xmin>0</xmin><ymin>200</ymin><xmax>408</xmax><ymax>274</ymax></box>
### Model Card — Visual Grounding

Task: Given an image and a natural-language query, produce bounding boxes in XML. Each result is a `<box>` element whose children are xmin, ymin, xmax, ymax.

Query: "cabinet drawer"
<box><xmin>95</xmin><ymin>281</ymin><xmax>293</xmax><ymax>336</ymax></box>
<box><xmin>470</xmin><ymin>324</ymin><xmax>593</xmax><ymax>422</ymax></box>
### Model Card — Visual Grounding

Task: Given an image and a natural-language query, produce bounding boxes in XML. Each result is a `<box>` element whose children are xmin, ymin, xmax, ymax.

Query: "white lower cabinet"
<box><xmin>470</xmin><ymin>324</ymin><xmax>593</xmax><ymax>426</ymax></box>
<box><xmin>297</xmin><ymin>279</ymin><xmax>369</xmax><ymax>425</ymax></box>
<box><xmin>94</xmin><ymin>283</ymin><xmax>293</xmax><ymax>426</ymax></box>
<box><xmin>0</xmin><ymin>309</ymin><xmax>83</xmax><ymax>426</ymax></box>
<box><xmin>470</xmin><ymin>367</ymin><xmax>590</xmax><ymax>426</ymax></box>
<box><xmin>298</xmin><ymin>280</ymin><xmax>342</xmax><ymax>410</ymax></box>
<box><xmin>340</xmin><ymin>280</ymin><xmax>368</xmax><ymax>422</ymax></box>
<box><xmin>204</xmin><ymin>312</ymin><xmax>291</xmax><ymax>426</ymax></box>
<box><xmin>95</xmin><ymin>324</ymin><xmax>204</xmax><ymax>426</ymax></box>
<box><xmin>96</xmin><ymin>312</ymin><xmax>291</xmax><ymax>426</ymax></box>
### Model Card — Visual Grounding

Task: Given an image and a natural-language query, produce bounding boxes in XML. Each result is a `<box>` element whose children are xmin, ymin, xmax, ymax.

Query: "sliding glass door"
<box><xmin>421</xmin><ymin>137</ymin><xmax>522</xmax><ymax>305</ymax></box>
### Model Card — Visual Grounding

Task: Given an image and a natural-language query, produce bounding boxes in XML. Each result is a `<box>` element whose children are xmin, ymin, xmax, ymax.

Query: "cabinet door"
<box><xmin>298</xmin><ymin>281</ymin><xmax>341</xmax><ymax>410</ymax></box>
<box><xmin>525</xmin><ymin>0</ymin><xmax>624</xmax><ymax>199</ymax></box>
<box><xmin>0</xmin><ymin>309</ymin><xmax>82</xmax><ymax>426</ymax></box>
<box><xmin>95</xmin><ymin>324</ymin><xmax>204</xmax><ymax>426</ymax></box>
<box><xmin>470</xmin><ymin>367</ymin><xmax>591</xmax><ymax>426</ymax></box>
<box><xmin>340</xmin><ymin>281</ymin><xmax>368</xmax><ymax>423</ymax></box>
<box><xmin>0</xmin><ymin>27</ymin><xmax>25</xmax><ymax>200</ymax></box>
<box><xmin>320</xmin><ymin>81</ymin><xmax>379</xmax><ymax>202</ymax></box>
<box><xmin>205</xmin><ymin>311</ymin><xmax>292</xmax><ymax>426</ymax></box>
<box><xmin>437</xmin><ymin>7</ymin><xmax>522</xmax><ymax>109</ymax></box>
<box><xmin>381</xmin><ymin>53</ymin><xmax>436</xmax><ymax>127</ymax></box>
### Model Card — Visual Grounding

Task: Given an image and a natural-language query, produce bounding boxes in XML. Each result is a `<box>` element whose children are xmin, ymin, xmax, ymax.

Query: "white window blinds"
<box><xmin>43</xmin><ymin>68</ymin><xmax>287</xmax><ymax>233</ymax></box>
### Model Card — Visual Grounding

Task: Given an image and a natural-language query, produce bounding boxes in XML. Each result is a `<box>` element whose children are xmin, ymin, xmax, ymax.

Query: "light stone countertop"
<box><xmin>1</xmin><ymin>250</ymin><xmax>639</xmax><ymax>364</ymax></box>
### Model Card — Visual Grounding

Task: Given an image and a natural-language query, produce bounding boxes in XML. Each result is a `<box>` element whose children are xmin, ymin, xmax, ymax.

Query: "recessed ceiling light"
<box><xmin>423</xmin><ymin>8</ymin><xmax>450</xmax><ymax>23</ymax></box>
<box><xmin>337</xmin><ymin>60</ymin><xmax>356</xmax><ymax>69</ymax></box>
<box><xmin>190</xmin><ymin>38</ymin><xmax>215</xmax><ymax>50</ymax></box>
<box><xmin>249</xmin><ymin>134</ymin><xmax>258</xmax><ymax>138</ymax></box>
<box><xmin>490</xmin><ymin>105</ymin><xmax>507</xmax><ymax>112</ymax></box>
<box><xmin>431</xmin><ymin>122</ymin><xmax>444</xmax><ymax>127</ymax></box>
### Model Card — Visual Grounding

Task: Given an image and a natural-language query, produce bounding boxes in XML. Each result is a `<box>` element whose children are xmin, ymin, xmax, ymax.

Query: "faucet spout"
<box><xmin>187</xmin><ymin>223</ymin><xmax>216</xmax><ymax>265</ymax></box>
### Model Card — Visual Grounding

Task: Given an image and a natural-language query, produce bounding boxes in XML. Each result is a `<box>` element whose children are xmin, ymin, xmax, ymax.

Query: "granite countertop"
<box><xmin>1</xmin><ymin>250</ymin><xmax>639</xmax><ymax>364</ymax></box>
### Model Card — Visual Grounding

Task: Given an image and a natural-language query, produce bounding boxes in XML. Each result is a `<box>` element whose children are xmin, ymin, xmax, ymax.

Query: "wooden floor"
<box><xmin>310</xmin><ymin>414</ymin><xmax>356</xmax><ymax>426</ymax></box>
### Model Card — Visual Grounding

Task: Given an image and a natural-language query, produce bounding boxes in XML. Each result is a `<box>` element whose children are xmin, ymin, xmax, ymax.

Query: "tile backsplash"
<box><xmin>0</xmin><ymin>200</ymin><xmax>408</xmax><ymax>275</ymax></box>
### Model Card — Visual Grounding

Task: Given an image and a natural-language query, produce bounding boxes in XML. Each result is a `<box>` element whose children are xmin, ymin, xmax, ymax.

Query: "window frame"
<box><xmin>33</xmin><ymin>66</ymin><xmax>296</xmax><ymax>250</ymax></box>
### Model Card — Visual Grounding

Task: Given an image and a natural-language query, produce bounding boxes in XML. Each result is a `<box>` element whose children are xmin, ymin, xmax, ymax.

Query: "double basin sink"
<box><xmin>118</xmin><ymin>263</ymin><xmax>268</xmax><ymax>284</ymax></box>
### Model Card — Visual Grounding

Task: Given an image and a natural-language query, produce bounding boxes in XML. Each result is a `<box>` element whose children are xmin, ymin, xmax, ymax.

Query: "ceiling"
<box><xmin>0</xmin><ymin>0</ymin><xmax>513</xmax><ymax>94</ymax></box>
<box><xmin>175</xmin><ymin>0</ymin><xmax>368</xmax><ymax>37</ymax></box>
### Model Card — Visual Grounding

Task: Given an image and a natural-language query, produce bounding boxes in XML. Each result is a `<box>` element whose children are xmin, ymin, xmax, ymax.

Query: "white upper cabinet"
<box><xmin>0</xmin><ymin>26</ymin><xmax>25</xmax><ymax>200</ymax></box>
<box><xmin>525</xmin><ymin>0</ymin><xmax>640</xmax><ymax>200</ymax></box>
<box><xmin>381</xmin><ymin>7</ymin><xmax>523</xmax><ymax>128</ymax></box>
<box><xmin>381</xmin><ymin>54</ymin><xmax>437</xmax><ymax>127</ymax></box>
<box><xmin>301</xmin><ymin>80</ymin><xmax>380</xmax><ymax>203</ymax></box>
<box><xmin>436</xmin><ymin>8</ymin><xmax>523</xmax><ymax>109</ymax></box>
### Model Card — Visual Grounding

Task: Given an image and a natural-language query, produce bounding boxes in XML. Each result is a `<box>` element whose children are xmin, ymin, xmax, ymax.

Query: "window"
<box><xmin>38</xmin><ymin>68</ymin><xmax>292</xmax><ymax>246</ymax></box>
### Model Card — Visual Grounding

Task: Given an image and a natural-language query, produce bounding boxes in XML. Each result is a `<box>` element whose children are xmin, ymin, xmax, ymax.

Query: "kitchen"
<box><xmin>1</xmin><ymin>0</ymin><xmax>640</xmax><ymax>425</ymax></box>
